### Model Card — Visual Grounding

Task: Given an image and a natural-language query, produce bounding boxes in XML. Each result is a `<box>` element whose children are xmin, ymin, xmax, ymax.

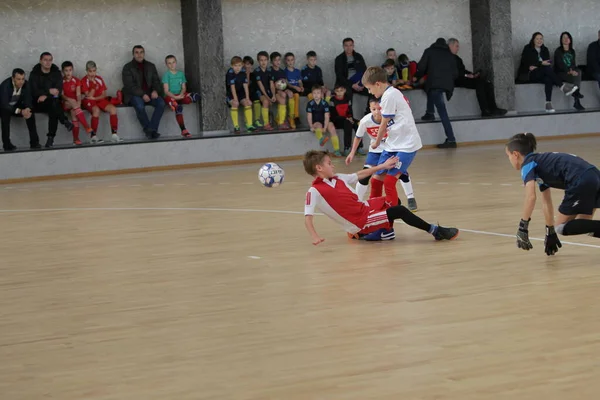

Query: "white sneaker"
<box><xmin>111</xmin><ymin>134</ymin><xmax>123</xmax><ymax>143</ymax></box>
<box><xmin>560</xmin><ymin>83</ymin><xmax>578</xmax><ymax>96</ymax></box>
<box><xmin>545</xmin><ymin>102</ymin><xmax>555</xmax><ymax>113</ymax></box>
<box><xmin>90</xmin><ymin>135</ymin><xmax>104</xmax><ymax>144</ymax></box>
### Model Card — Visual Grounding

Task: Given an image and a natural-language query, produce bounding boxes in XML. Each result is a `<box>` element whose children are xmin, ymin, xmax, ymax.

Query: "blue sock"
<box><xmin>428</xmin><ymin>224</ymin><xmax>438</xmax><ymax>235</ymax></box>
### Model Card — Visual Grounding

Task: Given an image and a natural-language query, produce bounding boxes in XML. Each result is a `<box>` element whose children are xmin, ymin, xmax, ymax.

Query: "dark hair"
<box><xmin>243</xmin><ymin>56</ymin><xmax>254</xmax><ymax>65</ymax></box>
<box><xmin>306</xmin><ymin>50</ymin><xmax>317</xmax><ymax>58</ymax></box>
<box><xmin>284</xmin><ymin>52</ymin><xmax>294</xmax><ymax>59</ymax></box>
<box><xmin>528</xmin><ymin>32</ymin><xmax>543</xmax><ymax>48</ymax></box>
<box><xmin>132</xmin><ymin>45</ymin><xmax>145</xmax><ymax>54</ymax></box>
<box><xmin>12</xmin><ymin>68</ymin><xmax>25</xmax><ymax>78</ymax></box>
<box><xmin>270</xmin><ymin>52</ymin><xmax>281</xmax><ymax>62</ymax></box>
<box><xmin>39</xmin><ymin>52</ymin><xmax>52</xmax><ymax>60</ymax></box>
<box><xmin>257</xmin><ymin>51</ymin><xmax>269</xmax><ymax>60</ymax></box>
<box><xmin>383</xmin><ymin>59</ymin><xmax>395</xmax><ymax>67</ymax></box>
<box><xmin>61</xmin><ymin>61</ymin><xmax>73</xmax><ymax>70</ymax></box>
<box><xmin>386</xmin><ymin>48</ymin><xmax>395</xmax><ymax>54</ymax></box>
<box><xmin>506</xmin><ymin>132</ymin><xmax>537</xmax><ymax>155</ymax></box>
<box><xmin>311</xmin><ymin>85</ymin><xmax>322</xmax><ymax>93</ymax></box>
<box><xmin>559</xmin><ymin>31</ymin><xmax>574</xmax><ymax>52</ymax></box>
<box><xmin>165</xmin><ymin>54</ymin><xmax>176</xmax><ymax>62</ymax></box>
<box><xmin>334</xmin><ymin>83</ymin><xmax>347</xmax><ymax>90</ymax></box>
<box><xmin>303</xmin><ymin>150</ymin><xmax>331</xmax><ymax>175</ymax></box>
<box><xmin>368</xmin><ymin>97</ymin><xmax>380</xmax><ymax>105</ymax></box>
<box><xmin>398</xmin><ymin>54</ymin><xmax>409</xmax><ymax>64</ymax></box>
<box><xmin>342</xmin><ymin>38</ymin><xmax>354</xmax><ymax>45</ymax></box>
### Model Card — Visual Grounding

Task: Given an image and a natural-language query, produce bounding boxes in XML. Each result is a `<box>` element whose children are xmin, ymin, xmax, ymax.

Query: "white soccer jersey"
<box><xmin>355</xmin><ymin>113</ymin><xmax>385</xmax><ymax>153</ymax></box>
<box><xmin>304</xmin><ymin>173</ymin><xmax>370</xmax><ymax>234</ymax></box>
<box><xmin>379</xmin><ymin>86</ymin><xmax>423</xmax><ymax>153</ymax></box>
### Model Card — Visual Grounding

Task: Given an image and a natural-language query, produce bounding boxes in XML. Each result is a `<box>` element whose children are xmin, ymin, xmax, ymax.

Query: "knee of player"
<box><xmin>358</xmin><ymin>175</ymin><xmax>371</xmax><ymax>186</ymax></box>
<box><xmin>555</xmin><ymin>223</ymin><xmax>567</xmax><ymax>235</ymax></box>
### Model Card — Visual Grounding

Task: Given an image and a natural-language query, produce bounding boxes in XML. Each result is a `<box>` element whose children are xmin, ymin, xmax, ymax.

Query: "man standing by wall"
<box><xmin>448</xmin><ymin>38</ymin><xmax>507</xmax><ymax>117</ymax></box>
<box><xmin>587</xmin><ymin>30</ymin><xmax>600</xmax><ymax>91</ymax></box>
<box><xmin>122</xmin><ymin>45</ymin><xmax>165</xmax><ymax>139</ymax></box>
<box><xmin>29</xmin><ymin>52</ymin><xmax>73</xmax><ymax>148</ymax></box>
<box><xmin>0</xmin><ymin>68</ymin><xmax>40</xmax><ymax>151</ymax></box>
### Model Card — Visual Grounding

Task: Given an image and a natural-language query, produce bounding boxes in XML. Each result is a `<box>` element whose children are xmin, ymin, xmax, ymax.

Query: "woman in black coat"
<box><xmin>554</xmin><ymin>31</ymin><xmax>584</xmax><ymax>110</ymax></box>
<box><xmin>518</xmin><ymin>32</ymin><xmax>577</xmax><ymax>112</ymax></box>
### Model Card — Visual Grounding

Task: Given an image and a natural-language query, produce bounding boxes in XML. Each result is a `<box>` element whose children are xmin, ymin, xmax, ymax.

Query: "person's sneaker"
<box><xmin>560</xmin><ymin>83</ymin><xmax>578</xmax><ymax>96</ymax></box>
<box><xmin>279</xmin><ymin>121</ymin><xmax>291</xmax><ymax>130</ymax></box>
<box><xmin>181</xmin><ymin>130</ymin><xmax>192</xmax><ymax>138</ymax></box>
<box><xmin>343</xmin><ymin>147</ymin><xmax>351</xmax><ymax>156</ymax></box>
<box><xmin>574</xmin><ymin>99</ymin><xmax>585</xmax><ymax>111</ymax></box>
<box><xmin>492</xmin><ymin>108</ymin><xmax>508</xmax><ymax>116</ymax></box>
<box><xmin>421</xmin><ymin>113</ymin><xmax>435</xmax><ymax>121</ymax></box>
<box><xmin>294</xmin><ymin>117</ymin><xmax>301</xmax><ymax>127</ymax></box>
<box><xmin>254</xmin><ymin>120</ymin><xmax>263</xmax><ymax>129</ymax></box>
<box><xmin>73</xmin><ymin>139</ymin><xmax>82</xmax><ymax>145</ymax></box>
<box><xmin>333</xmin><ymin>150</ymin><xmax>343</xmax><ymax>157</ymax></box>
<box><xmin>437</xmin><ymin>139</ymin><xmax>457</xmax><ymax>149</ymax></box>
<box><xmin>246</xmin><ymin>125</ymin><xmax>256</xmax><ymax>132</ymax></box>
<box><xmin>407</xmin><ymin>198</ymin><xmax>418</xmax><ymax>212</ymax></box>
<box><xmin>319</xmin><ymin>136</ymin><xmax>329</xmax><ymax>147</ymax></box>
<box><xmin>45</xmin><ymin>136</ymin><xmax>54</xmax><ymax>148</ymax></box>
<box><xmin>3</xmin><ymin>144</ymin><xmax>17</xmax><ymax>151</ymax></box>
<box><xmin>263</xmin><ymin>124</ymin><xmax>274</xmax><ymax>131</ymax></box>
<box><xmin>357</xmin><ymin>148</ymin><xmax>367</xmax><ymax>156</ymax></box>
<box><xmin>111</xmin><ymin>134</ymin><xmax>124</xmax><ymax>142</ymax></box>
<box><xmin>233</xmin><ymin>127</ymin><xmax>241</xmax><ymax>134</ymax></box>
<box><xmin>364</xmin><ymin>228</ymin><xmax>396</xmax><ymax>241</ymax></box>
<box><xmin>63</xmin><ymin>120</ymin><xmax>74</xmax><ymax>132</ymax></box>
<box><xmin>30</xmin><ymin>143</ymin><xmax>41</xmax><ymax>149</ymax></box>
<box><xmin>91</xmin><ymin>135</ymin><xmax>104</xmax><ymax>144</ymax></box>
<box><xmin>151</xmin><ymin>131</ymin><xmax>161</xmax><ymax>139</ymax></box>
<box><xmin>288</xmin><ymin>117</ymin><xmax>296</xmax><ymax>129</ymax></box>
<box><xmin>545</xmin><ymin>102</ymin><xmax>555</xmax><ymax>113</ymax></box>
<box><xmin>433</xmin><ymin>225</ymin><xmax>459</xmax><ymax>241</ymax></box>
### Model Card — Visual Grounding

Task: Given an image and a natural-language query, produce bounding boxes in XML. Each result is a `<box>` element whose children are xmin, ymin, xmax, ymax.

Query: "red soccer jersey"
<box><xmin>62</xmin><ymin>77</ymin><xmax>80</xmax><ymax>100</ymax></box>
<box><xmin>81</xmin><ymin>76</ymin><xmax>108</xmax><ymax>98</ymax></box>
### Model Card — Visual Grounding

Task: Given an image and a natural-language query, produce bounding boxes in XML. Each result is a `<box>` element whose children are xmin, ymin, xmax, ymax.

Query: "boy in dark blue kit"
<box><xmin>270</xmin><ymin>52</ymin><xmax>291</xmax><ymax>130</ymax></box>
<box><xmin>243</xmin><ymin>56</ymin><xmax>262</xmax><ymax>129</ymax></box>
<box><xmin>225</xmin><ymin>56</ymin><xmax>254</xmax><ymax>133</ymax></box>
<box><xmin>284</xmin><ymin>52</ymin><xmax>303</xmax><ymax>128</ymax></box>
<box><xmin>506</xmin><ymin>132</ymin><xmax>600</xmax><ymax>256</ymax></box>
<box><xmin>254</xmin><ymin>51</ymin><xmax>275</xmax><ymax>131</ymax></box>
<box><xmin>302</xmin><ymin>51</ymin><xmax>331</xmax><ymax>102</ymax></box>
<box><xmin>306</xmin><ymin>85</ymin><xmax>341</xmax><ymax>156</ymax></box>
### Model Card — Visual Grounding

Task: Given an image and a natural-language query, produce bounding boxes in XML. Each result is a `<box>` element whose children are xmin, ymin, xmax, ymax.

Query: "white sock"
<box><xmin>400</xmin><ymin>179</ymin><xmax>414</xmax><ymax>199</ymax></box>
<box><xmin>355</xmin><ymin>182</ymin><xmax>369</xmax><ymax>201</ymax></box>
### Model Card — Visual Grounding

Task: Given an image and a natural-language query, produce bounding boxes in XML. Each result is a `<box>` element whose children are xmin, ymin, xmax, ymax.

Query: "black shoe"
<box><xmin>433</xmin><ymin>226</ymin><xmax>459</xmax><ymax>241</ymax></box>
<box><xmin>437</xmin><ymin>139</ymin><xmax>457</xmax><ymax>149</ymax></box>
<box><xmin>63</xmin><ymin>120</ymin><xmax>74</xmax><ymax>132</ymax></box>
<box><xmin>3</xmin><ymin>144</ymin><xmax>17</xmax><ymax>151</ymax></box>
<box><xmin>151</xmin><ymin>131</ymin><xmax>161</xmax><ymax>139</ymax></box>
<box><xmin>573</xmin><ymin>90</ymin><xmax>584</xmax><ymax>99</ymax></box>
<box><xmin>143</xmin><ymin>128</ymin><xmax>154</xmax><ymax>139</ymax></box>
<box><xmin>45</xmin><ymin>136</ymin><xmax>54</xmax><ymax>148</ymax></box>
<box><xmin>30</xmin><ymin>143</ymin><xmax>42</xmax><ymax>149</ymax></box>
<box><xmin>492</xmin><ymin>108</ymin><xmax>508</xmax><ymax>116</ymax></box>
<box><xmin>421</xmin><ymin>113</ymin><xmax>435</xmax><ymax>121</ymax></box>
<box><xmin>481</xmin><ymin>110</ymin><xmax>493</xmax><ymax>117</ymax></box>
<box><xmin>574</xmin><ymin>99</ymin><xmax>585</xmax><ymax>111</ymax></box>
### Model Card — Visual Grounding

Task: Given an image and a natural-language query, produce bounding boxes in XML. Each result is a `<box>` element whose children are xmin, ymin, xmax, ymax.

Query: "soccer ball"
<box><xmin>275</xmin><ymin>79</ymin><xmax>287</xmax><ymax>91</ymax></box>
<box><xmin>258</xmin><ymin>163</ymin><xmax>285</xmax><ymax>188</ymax></box>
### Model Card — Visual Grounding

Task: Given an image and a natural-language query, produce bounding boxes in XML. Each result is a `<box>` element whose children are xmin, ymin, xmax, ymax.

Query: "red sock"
<box><xmin>74</xmin><ymin>108</ymin><xmax>90</xmax><ymax>131</ymax></box>
<box><xmin>383</xmin><ymin>174</ymin><xmax>399</xmax><ymax>206</ymax></box>
<box><xmin>110</xmin><ymin>114</ymin><xmax>118</xmax><ymax>133</ymax></box>
<box><xmin>72</xmin><ymin>121</ymin><xmax>80</xmax><ymax>141</ymax></box>
<box><xmin>370</xmin><ymin>178</ymin><xmax>384</xmax><ymax>198</ymax></box>
<box><xmin>176</xmin><ymin>114</ymin><xmax>186</xmax><ymax>130</ymax></box>
<box><xmin>91</xmin><ymin>116</ymin><xmax>99</xmax><ymax>133</ymax></box>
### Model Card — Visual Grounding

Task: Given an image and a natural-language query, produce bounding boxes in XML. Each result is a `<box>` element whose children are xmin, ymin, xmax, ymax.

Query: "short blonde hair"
<box><xmin>303</xmin><ymin>150</ymin><xmax>330</xmax><ymax>176</ymax></box>
<box><xmin>85</xmin><ymin>61</ymin><xmax>97</xmax><ymax>71</ymax></box>
<box><xmin>361</xmin><ymin>66</ymin><xmax>387</xmax><ymax>86</ymax></box>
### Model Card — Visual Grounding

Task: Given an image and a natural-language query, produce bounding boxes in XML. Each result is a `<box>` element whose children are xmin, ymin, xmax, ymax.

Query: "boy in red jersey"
<box><xmin>303</xmin><ymin>150</ymin><xmax>458</xmax><ymax>244</ymax></box>
<box><xmin>81</xmin><ymin>61</ymin><xmax>122</xmax><ymax>143</ymax></box>
<box><xmin>61</xmin><ymin>61</ymin><xmax>95</xmax><ymax>145</ymax></box>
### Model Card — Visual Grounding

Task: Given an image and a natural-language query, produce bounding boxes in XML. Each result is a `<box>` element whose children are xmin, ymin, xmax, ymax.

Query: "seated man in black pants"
<box><xmin>29</xmin><ymin>52</ymin><xmax>73</xmax><ymax>148</ymax></box>
<box><xmin>448</xmin><ymin>38</ymin><xmax>507</xmax><ymax>117</ymax></box>
<box><xmin>0</xmin><ymin>69</ymin><xmax>41</xmax><ymax>151</ymax></box>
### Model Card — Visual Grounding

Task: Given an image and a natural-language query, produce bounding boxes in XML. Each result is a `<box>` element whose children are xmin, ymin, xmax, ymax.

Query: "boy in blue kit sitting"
<box><xmin>284</xmin><ymin>52</ymin><xmax>303</xmax><ymax>129</ymax></box>
<box><xmin>302</xmin><ymin>51</ymin><xmax>331</xmax><ymax>102</ymax></box>
<box><xmin>269</xmin><ymin>52</ymin><xmax>291</xmax><ymax>130</ymax></box>
<box><xmin>225</xmin><ymin>56</ymin><xmax>254</xmax><ymax>133</ymax></box>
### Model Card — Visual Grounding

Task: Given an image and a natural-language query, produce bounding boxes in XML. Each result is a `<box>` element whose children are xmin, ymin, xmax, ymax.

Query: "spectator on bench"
<box><xmin>517</xmin><ymin>32</ymin><xmax>578</xmax><ymax>113</ymax></box>
<box><xmin>554</xmin><ymin>32</ymin><xmax>585</xmax><ymax>111</ymax></box>
<box><xmin>30</xmin><ymin>52</ymin><xmax>74</xmax><ymax>148</ymax></box>
<box><xmin>416</xmin><ymin>38</ymin><xmax>458</xmax><ymax>149</ymax></box>
<box><xmin>0</xmin><ymin>68</ymin><xmax>40</xmax><ymax>151</ymax></box>
<box><xmin>122</xmin><ymin>45</ymin><xmax>165</xmax><ymax>139</ymax></box>
<box><xmin>334</xmin><ymin>38</ymin><xmax>368</xmax><ymax>98</ymax></box>
<box><xmin>448</xmin><ymin>38</ymin><xmax>507</xmax><ymax>117</ymax></box>
<box><xmin>586</xmin><ymin>29</ymin><xmax>600</xmax><ymax>91</ymax></box>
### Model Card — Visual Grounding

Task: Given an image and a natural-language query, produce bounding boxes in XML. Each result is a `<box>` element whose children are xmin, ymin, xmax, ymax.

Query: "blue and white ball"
<box><xmin>258</xmin><ymin>163</ymin><xmax>285</xmax><ymax>188</ymax></box>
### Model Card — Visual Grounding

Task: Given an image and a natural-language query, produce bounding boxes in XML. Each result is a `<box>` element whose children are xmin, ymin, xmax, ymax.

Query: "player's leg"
<box><xmin>260</xmin><ymin>94</ymin><xmax>273</xmax><ymax>130</ymax></box>
<box><xmin>103</xmin><ymin>102</ymin><xmax>123</xmax><ymax>142</ymax></box>
<box><xmin>251</xmin><ymin>90</ymin><xmax>263</xmax><ymax>128</ymax></box>
<box><xmin>395</xmin><ymin>151</ymin><xmax>418</xmax><ymax>211</ymax></box>
<box><xmin>323</xmin><ymin>87</ymin><xmax>331</xmax><ymax>103</ymax></box>
<box><xmin>285</xmin><ymin>89</ymin><xmax>296</xmax><ymax>129</ymax></box>
<box><xmin>385</xmin><ymin>203</ymin><xmax>459</xmax><ymax>241</ymax></box>
<box><xmin>355</xmin><ymin>152</ymin><xmax>381</xmax><ymax>201</ymax></box>
<box><xmin>312</xmin><ymin>122</ymin><xmax>326</xmax><ymax>146</ymax></box>
<box><xmin>555</xmin><ymin>178</ymin><xmax>600</xmax><ymax>238</ymax></box>
<box><xmin>228</xmin><ymin>97</ymin><xmax>240</xmax><ymax>133</ymax></box>
<box><xmin>240</xmin><ymin>97</ymin><xmax>255</xmax><ymax>132</ymax></box>
<box><xmin>68</xmin><ymin>107</ymin><xmax>81</xmax><ymax>145</ymax></box>
<box><xmin>276</xmin><ymin>90</ymin><xmax>289</xmax><ymax>129</ymax></box>
<box><xmin>326</xmin><ymin>122</ymin><xmax>341</xmax><ymax>156</ymax></box>
<box><xmin>374</xmin><ymin>150</ymin><xmax>400</xmax><ymax>206</ymax></box>
<box><xmin>165</xmin><ymin>95</ymin><xmax>178</xmax><ymax>112</ymax></box>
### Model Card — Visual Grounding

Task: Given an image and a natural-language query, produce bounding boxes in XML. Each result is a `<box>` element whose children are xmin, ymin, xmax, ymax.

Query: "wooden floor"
<box><xmin>1</xmin><ymin>137</ymin><xmax>600</xmax><ymax>399</ymax></box>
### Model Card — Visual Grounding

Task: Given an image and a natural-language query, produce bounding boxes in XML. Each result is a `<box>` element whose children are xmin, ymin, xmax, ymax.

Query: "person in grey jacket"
<box><xmin>122</xmin><ymin>45</ymin><xmax>165</xmax><ymax>139</ymax></box>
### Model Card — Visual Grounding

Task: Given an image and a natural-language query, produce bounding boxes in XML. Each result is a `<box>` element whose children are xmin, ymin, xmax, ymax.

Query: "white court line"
<box><xmin>0</xmin><ymin>206</ymin><xmax>597</xmax><ymax>249</ymax></box>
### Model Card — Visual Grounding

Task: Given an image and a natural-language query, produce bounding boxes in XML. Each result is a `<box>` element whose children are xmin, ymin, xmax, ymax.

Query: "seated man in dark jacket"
<box><xmin>0</xmin><ymin>69</ymin><xmax>40</xmax><ymax>151</ymax></box>
<box><xmin>587</xmin><ymin>30</ymin><xmax>600</xmax><ymax>90</ymax></box>
<box><xmin>30</xmin><ymin>52</ymin><xmax>73</xmax><ymax>148</ymax></box>
<box><xmin>334</xmin><ymin>38</ymin><xmax>368</xmax><ymax>97</ymax></box>
<box><xmin>122</xmin><ymin>45</ymin><xmax>165</xmax><ymax>139</ymax></box>
<box><xmin>448</xmin><ymin>38</ymin><xmax>507</xmax><ymax>117</ymax></box>
<box><xmin>415</xmin><ymin>38</ymin><xmax>458</xmax><ymax>149</ymax></box>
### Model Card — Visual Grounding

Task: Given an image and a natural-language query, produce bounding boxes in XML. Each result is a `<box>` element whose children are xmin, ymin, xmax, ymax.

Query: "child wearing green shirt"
<box><xmin>163</xmin><ymin>55</ymin><xmax>200</xmax><ymax>138</ymax></box>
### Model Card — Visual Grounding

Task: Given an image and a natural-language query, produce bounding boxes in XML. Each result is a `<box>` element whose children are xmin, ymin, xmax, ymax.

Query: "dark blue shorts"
<box><xmin>558</xmin><ymin>168</ymin><xmax>600</xmax><ymax>215</ymax></box>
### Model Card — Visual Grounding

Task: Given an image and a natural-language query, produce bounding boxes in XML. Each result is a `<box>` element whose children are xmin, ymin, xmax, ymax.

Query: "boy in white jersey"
<box><xmin>345</xmin><ymin>98</ymin><xmax>418</xmax><ymax>211</ymax></box>
<box><xmin>360</xmin><ymin>67</ymin><xmax>422</xmax><ymax>208</ymax></box>
<box><xmin>303</xmin><ymin>150</ymin><xmax>458</xmax><ymax>243</ymax></box>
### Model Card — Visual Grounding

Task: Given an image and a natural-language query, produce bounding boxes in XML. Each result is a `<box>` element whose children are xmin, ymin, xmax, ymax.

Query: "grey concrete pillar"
<box><xmin>181</xmin><ymin>0</ymin><xmax>228</xmax><ymax>132</ymax></box>
<box><xmin>470</xmin><ymin>0</ymin><xmax>515</xmax><ymax>110</ymax></box>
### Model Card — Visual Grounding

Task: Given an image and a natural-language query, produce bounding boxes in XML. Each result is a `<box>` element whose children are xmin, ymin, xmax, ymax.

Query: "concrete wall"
<box><xmin>222</xmin><ymin>0</ymin><xmax>473</xmax><ymax>86</ymax></box>
<box><xmin>0</xmin><ymin>0</ymin><xmax>184</xmax><ymax>94</ymax></box>
<box><xmin>511</xmin><ymin>0</ymin><xmax>600</xmax><ymax>71</ymax></box>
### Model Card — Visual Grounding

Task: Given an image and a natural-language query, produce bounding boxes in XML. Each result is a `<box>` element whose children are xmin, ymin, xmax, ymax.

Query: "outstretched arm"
<box><xmin>355</xmin><ymin>156</ymin><xmax>398</xmax><ymax>180</ymax></box>
<box><xmin>540</xmin><ymin>187</ymin><xmax>555</xmax><ymax>227</ymax></box>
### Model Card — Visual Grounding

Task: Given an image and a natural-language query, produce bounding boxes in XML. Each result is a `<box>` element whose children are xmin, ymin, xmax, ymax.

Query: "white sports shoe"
<box><xmin>111</xmin><ymin>134</ymin><xmax>123</xmax><ymax>142</ymax></box>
